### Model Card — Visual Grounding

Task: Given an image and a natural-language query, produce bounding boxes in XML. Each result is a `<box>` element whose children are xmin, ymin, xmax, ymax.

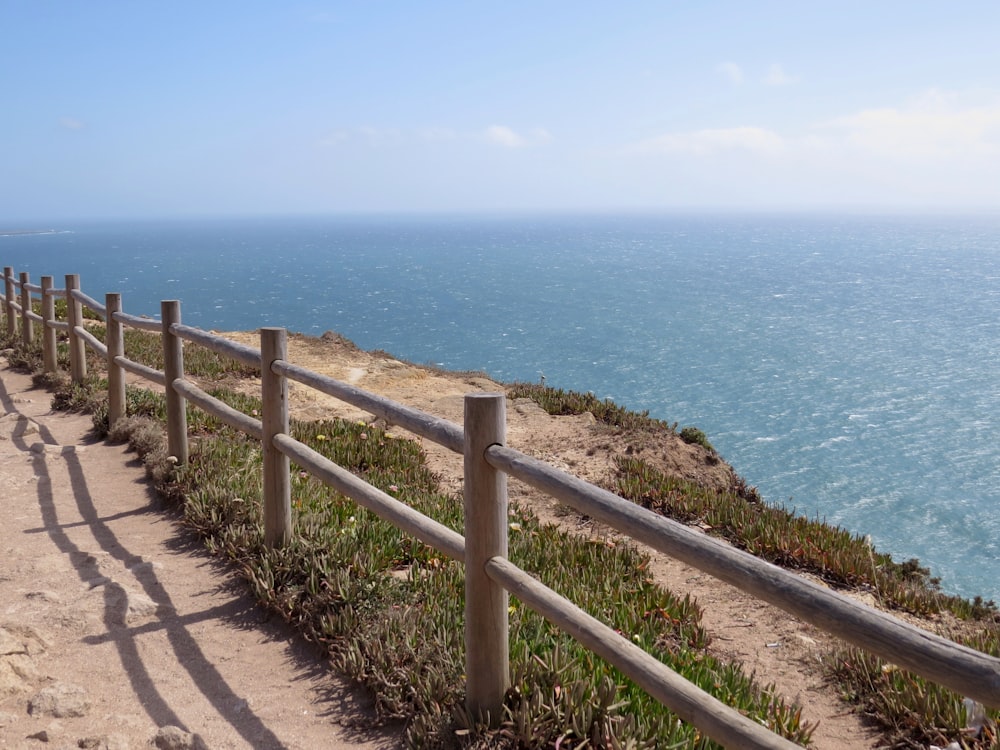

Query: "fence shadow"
<box><xmin>0</xmin><ymin>370</ymin><xmax>391</xmax><ymax>747</ymax></box>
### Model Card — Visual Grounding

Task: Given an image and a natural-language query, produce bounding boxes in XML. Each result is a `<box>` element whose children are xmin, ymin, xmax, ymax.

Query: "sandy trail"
<box><xmin>0</xmin><ymin>362</ymin><xmax>397</xmax><ymax>750</ymax></box>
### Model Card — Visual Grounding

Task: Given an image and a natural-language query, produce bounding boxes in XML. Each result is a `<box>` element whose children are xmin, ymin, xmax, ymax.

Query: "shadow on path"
<box><xmin>0</xmin><ymin>369</ymin><xmax>287</xmax><ymax>746</ymax></box>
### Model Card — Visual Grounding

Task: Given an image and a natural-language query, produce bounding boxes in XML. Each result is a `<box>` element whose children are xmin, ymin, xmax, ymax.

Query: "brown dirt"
<box><xmin>2</xmin><ymin>327</ymin><xmax>884</xmax><ymax>749</ymax></box>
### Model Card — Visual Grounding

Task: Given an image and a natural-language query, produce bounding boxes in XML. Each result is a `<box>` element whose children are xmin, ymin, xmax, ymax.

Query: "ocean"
<box><xmin>3</xmin><ymin>213</ymin><xmax>998</xmax><ymax>601</ymax></box>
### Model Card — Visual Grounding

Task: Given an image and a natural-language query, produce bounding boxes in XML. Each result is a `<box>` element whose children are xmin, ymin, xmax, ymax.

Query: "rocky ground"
<box><xmin>1</xmin><ymin>328</ymin><xmax>884</xmax><ymax>749</ymax></box>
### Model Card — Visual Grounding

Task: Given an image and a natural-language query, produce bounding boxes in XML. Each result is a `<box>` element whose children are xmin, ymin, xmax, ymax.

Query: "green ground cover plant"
<box><xmin>508</xmin><ymin>382</ymin><xmax>674</xmax><ymax>432</ymax></box>
<box><xmin>827</xmin><ymin>643</ymin><xmax>998</xmax><ymax>749</ymax></box>
<box><xmin>29</xmin><ymin>297</ymin><xmax>102</xmax><ymax>322</ymax></box>
<box><xmin>677</xmin><ymin>427</ymin><xmax>713</xmax><ymax>453</ymax></box>
<box><xmin>611</xmin><ymin>456</ymin><xmax>994</xmax><ymax>619</ymax></box>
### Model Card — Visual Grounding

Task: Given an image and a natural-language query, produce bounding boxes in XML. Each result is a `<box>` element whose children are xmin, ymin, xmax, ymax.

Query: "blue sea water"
<box><xmin>3</xmin><ymin>214</ymin><xmax>999</xmax><ymax>601</ymax></box>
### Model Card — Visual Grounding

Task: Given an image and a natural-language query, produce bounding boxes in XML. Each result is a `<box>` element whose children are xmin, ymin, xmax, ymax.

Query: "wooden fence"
<box><xmin>4</xmin><ymin>266</ymin><xmax>1000</xmax><ymax>749</ymax></box>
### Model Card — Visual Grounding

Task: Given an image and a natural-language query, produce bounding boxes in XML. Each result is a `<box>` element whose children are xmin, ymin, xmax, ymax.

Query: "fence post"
<box><xmin>106</xmin><ymin>293</ymin><xmax>126</xmax><ymax>429</ymax></box>
<box><xmin>260</xmin><ymin>327</ymin><xmax>292</xmax><ymax>548</ymax></box>
<box><xmin>161</xmin><ymin>300</ymin><xmax>188</xmax><ymax>465</ymax></box>
<box><xmin>463</xmin><ymin>393</ymin><xmax>510</xmax><ymax>724</ymax></box>
<box><xmin>41</xmin><ymin>276</ymin><xmax>57</xmax><ymax>373</ymax></box>
<box><xmin>65</xmin><ymin>274</ymin><xmax>87</xmax><ymax>382</ymax></box>
<box><xmin>3</xmin><ymin>267</ymin><xmax>15</xmax><ymax>338</ymax></box>
<box><xmin>18</xmin><ymin>272</ymin><xmax>32</xmax><ymax>346</ymax></box>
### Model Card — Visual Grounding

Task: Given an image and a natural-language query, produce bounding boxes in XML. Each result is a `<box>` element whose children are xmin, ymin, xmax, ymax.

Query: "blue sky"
<box><xmin>4</xmin><ymin>2</ymin><xmax>1000</xmax><ymax>221</ymax></box>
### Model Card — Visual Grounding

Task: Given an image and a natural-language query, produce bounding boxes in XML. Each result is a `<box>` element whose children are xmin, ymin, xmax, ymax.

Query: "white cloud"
<box><xmin>533</xmin><ymin>127</ymin><xmax>553</xmax><ymax>143</ymax></box>
<box><xmin>483</xmin><ymin>125</ymin><xmax>527</xmax><ymax>147</ymax></box>
<box><xmin>820</xmin><ymin>89</ymin><xmax>1000</xmax><ymax>160</ymax></box>
<box><xmin>763</xmin><ymin>64</ymin><xmax>799</xmax><ymax>87</ymax></box>
<box><xmin>630</xmin><ymin>89</ymin><xmax>1000</xmax><ymax>165</ymax></box>
<box><xmin>717</xmin><ymin>62</ymin><xmax>744</xmax><ymax>85</ymax></box>
<box><xmin>59</xmin><ymin>117</ymin><xmax>85</xmax><ymax>130</ymax></box>
<box><xmin>620</xmin><ymin>89</ymin><xmax>1000</xmax><ymax>209</ymax></box>
<box><xmin>634</xmin><ymin>126</ymin><xmax>784</xmax><ymax>156</ymax></box>
<box><xmin>483</xmin><ymin>125</ymin><xmax>551</xmax><ymax>148</ymax></box>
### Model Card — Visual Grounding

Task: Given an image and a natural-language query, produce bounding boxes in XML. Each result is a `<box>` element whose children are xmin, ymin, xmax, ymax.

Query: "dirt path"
<box><xmin>0</xmin><ymin>362</ymin><xmax>397</xmax><ymax>750</ymax></box>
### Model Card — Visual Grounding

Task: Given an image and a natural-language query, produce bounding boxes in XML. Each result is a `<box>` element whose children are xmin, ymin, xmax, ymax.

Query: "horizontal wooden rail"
<box><xmin>70</xmin><ymin>288</ymin><xmax>107</xmax><ymax>319</ymax></box>
<box><xmin>25</xmin><ymin>310</ymin><xmax>43</xmax><ymax>323</ymax></box>
<box><xmin>9</xmin><ymin>301</ymin><xmax>22</xmax><ymax>313</ymax></box>
<box><xmin>171</xmin><ymin>323</ymin><xmax>260</xmax><ymax>368</ymax></box>
<box><xmin>484</xmin><ymin>444</ymin><xmax>1000</xmax><ymax>708</ymax></box>
<box><xmin>75</xmin><ymin>326</ymin><xmax>108</xmax><ymax>358</ymax></box>
<box><xmin>272</xmin><ymin>432</ymin><xmax>466</xmax><ymax>562</ymax></box>
<box><xmin>485</xmin><ymin>556</ymin><xmax>801</xmax><ymax>750</ymax></box>
<box><xmin>112</xmin><ymin>310</ymin><xmax>162</xmax><ymax>332</ymax></box>
<box><xmin>274</xmin><ymin>359</ymin><xmax>465</xmax><ymax>453</ymax></box>
<box><xmin>6</xmin><ymin>276</ymin><xmax>63</xmax><ymax>294</ymax></box>
<box><xmin>172</xmin><ymin>379</ymin><xmax>263</xmax><ymax>439</ymax></box>
<box><xmin>49</xmin><ymin>320</ymin><xmax>69</xmax><ymax>332</ymax></box>
<box><xmin>114</xmin><ymin>355</ymin><xmax>166</xmax><ymax>387</ymax></box>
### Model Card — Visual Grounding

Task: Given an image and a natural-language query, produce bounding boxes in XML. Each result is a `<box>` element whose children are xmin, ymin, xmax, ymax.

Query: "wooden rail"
<box><xmin>3</xmin><ymin>265</ymin><xmax>999</xmax><ymax>749</ymax></box>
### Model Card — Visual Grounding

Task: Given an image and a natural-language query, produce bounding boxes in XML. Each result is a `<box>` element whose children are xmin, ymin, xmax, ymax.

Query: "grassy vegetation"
<box><xmin>508</xmin><ymin>382</ymin><xmax>675</xmax><ymax>432</ymax></box>
<box><xmin>612</xmin><ymin>456</ymin><xmax>997</xmax><ymax>620</ymax></box>
<box><xmin>3</xmin><ymin>308</ymin><xmax>998</xmax><ymax>748</ymax></box>
<box><xmin>84</xmin><ymin>326</ymin><xmax>260</xmax><ymax>381</ymax></box>
<box><xmin>677</xmin><ymin>427</ymin><xmax>713</xmax><ymax>453</ymax></box>
<box><xmin>827</xmin><ymin>643</ymin><xmax>998</xmax><ymax>749</ymax></box>
<box><xmin>29</xmin><ymin>296</ymin><xmax>103</xmax><ymax>322</ymax></box>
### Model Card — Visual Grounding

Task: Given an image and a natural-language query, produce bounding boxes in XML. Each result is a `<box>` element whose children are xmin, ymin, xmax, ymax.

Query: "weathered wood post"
<box><xmin>105</xmin><ymin>293</ymin><xmax>126</xmax><ymax>429</ymax></box>
<box><xmin>18</xmin><ymin>272</ymin><xmax>32</xmax><ymax>346</ymax></box>
<box><xmin>41</xmin><ymin>276</ymin><xmax>57</xmax><ymax>373</ymax></box>
<box><xmin>161</xmin><ymin>300</ymin><xmax>188</xmax><ymax>465</ymax></box>
<box><xmin>463</xmin><ymin>393</ymin><xmax>510</xmax><ymax>724</ymax></box>
<box><xmin>3</xmin><ymin>267</ymin><xmax>15</xmax><ymax>338</ymax></box>
<box><xmin>260</xmin><ymin>327</ymin><xmax>292</xmax><ymax>548</ymax></box>
<box><xmin>65</xmin><ymin>274</ymin><xmax>87</xmax><ymax>382</ymax></box>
